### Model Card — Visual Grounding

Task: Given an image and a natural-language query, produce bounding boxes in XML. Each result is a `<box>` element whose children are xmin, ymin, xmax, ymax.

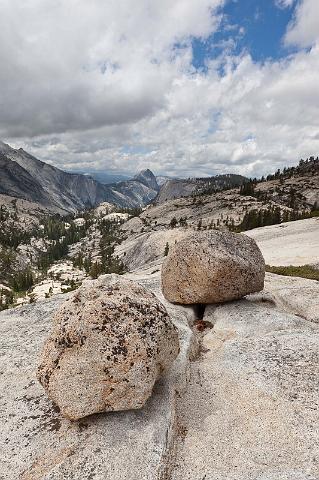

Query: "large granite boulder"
<box><xmin>37</xmin><ymin>274</ymin><xmax>180</xmax><ymax>420</ymax></box>
<box><xmin>161</xmin><ymin>230</ymin><xmax>265</xmax><ymax>304</ymax></box>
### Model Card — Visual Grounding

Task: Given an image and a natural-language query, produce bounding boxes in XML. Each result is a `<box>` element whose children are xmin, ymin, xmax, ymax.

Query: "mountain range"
<box><xmin>0</xmin><ymin>141</ymin><xmax>248</xmax><ymax>213</ymax></box>
<box><xmin>0</xmin><ymin>142</ymin><xmax>160</xmax><ymax>213</ymax></box>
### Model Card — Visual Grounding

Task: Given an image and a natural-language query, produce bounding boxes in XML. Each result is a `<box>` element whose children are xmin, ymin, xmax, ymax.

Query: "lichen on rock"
<box><xmin>37</xmin><ymin>274</ymin><xmax>180</xmax><ymax>420</ymax></box>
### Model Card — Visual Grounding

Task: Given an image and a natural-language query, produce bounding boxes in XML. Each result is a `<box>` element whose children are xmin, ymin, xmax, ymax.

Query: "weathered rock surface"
<box><xmin>1</xmin><ymin>215</ymin><xmax>318</xmax><ymax>479</ymax></box>
<box><xmin>115</xmin><ymin>228</ymin><xmax>188</xmax><ymax>272</ymax></box>
<box><xmin>246</xmin><ymin>217</ymin><xmax>319</xmax><ymax>266</ymax></box>
<box><xmin>172</xmin><ymin>296</ymin><xmax>319</xmax><ymax>480</ymax></box>
<box><xmin>264</xmin><ymin>272</ymin><xmax>319</xmax><ymax>323</ymax></box>
<box><xmin>121</xmin><ymin>172</ymin><xmax>319</xmax><ymax>236</ymax></box>
<box><xmin>161</xmin><ymin>230</ymin><xmax>265</xmax><ymax>304</ymax></box>
<box><xmin>1</xmin><ymin>267</ymin><xmax>318</xmax><ymax>479</ymax></box>
<box><xmin>37</xmin><ymin>275</ymin><xmax>180</xmax><ymax>420</ymax></box>
<box><xmin>121</xmin><ymin>189</ymin><xmax>264</xmax><ymax>235</ymax></box>
<box><xmin>0</xmin><ymin>272</ymin><xmax>196</xmax><ymax>480</ymax></box>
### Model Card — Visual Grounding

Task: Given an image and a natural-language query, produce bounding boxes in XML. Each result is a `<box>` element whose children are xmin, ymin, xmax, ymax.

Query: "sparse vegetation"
<box><xmin>98</xmin><ymin>222</ymin><xmax>126</xmax><ymax>276</ymax></box>
<box><xmin>239</xmin><ymin>180</ymin><xmax>256</xmax><ymax>196</ymax></box>
<box><xmin>10</xmin><ymin>269</ymin><xmax>34</xmax><ymax>292</ymax></box>
<box><xmin>0</xmin><ymin>204</ymin><xmax>36</xmax><ymax>248</ymax></box>
<box><xmin>0</xmin><ymin>207</ymin><xmax>128</xmax><ymax>307</ymax></box>
<box><xmin>0</xmin><ymin>154</ymin><xmax>318</xmax><ymax>310</ymax></box>
<box><xmin>192</xmin><ymin>174</ymin><xmax>247</xmax><ymax>197</ymax></box>
<box><xmin>263</xmin><ymin>156</ymin><xmax>319</xmax><ymax>182</ymax></box>
<box><xmin>265</xmin><ymin>264</ymin><xmax>319</xmax><ymax>281</ymax></box>
<box><xmin>234</xmin><ymin>206</ymin><xmax>319</xmax><ymax>232</ymax></box>
<box><xmin>73</xmin><ymin>218</ymin><xmax>127</xmax><ymax>279</ymax></box>
<box><xmin>117</xmin><ymin>207</ymin><xmax>143</xmax><ymax>217</ymax></box>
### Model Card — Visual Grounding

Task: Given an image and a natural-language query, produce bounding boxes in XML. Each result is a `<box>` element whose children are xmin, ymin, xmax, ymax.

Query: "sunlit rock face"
<box><xmin>37</xmin><ymin>274</ymin><xmax>180</xmax><ymax>420</ymax></box>
<box><xmin>162</xmin><ymin>230</ymin><xmax>265</xmax><ymax>304</ymax></box>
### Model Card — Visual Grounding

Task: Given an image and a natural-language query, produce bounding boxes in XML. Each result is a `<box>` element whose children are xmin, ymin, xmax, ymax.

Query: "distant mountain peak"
<box><xmin>137</xmin><ymin>168</ymin><xmax>153</xmax><ymax>175</ymax></box>
<box><xmin>0</xmin><ymin>141</ymin><xmax>12</xmax><ymax>154</ymax></box>
<box><xmin>134</xmin><ymin>168</ymin><xmax>155</xmax><ymax>180</ymax></box>
<box><xmin>134</xmin><ymin>169</ymin><xmax>159</xmax><ymax>191</ymax></box>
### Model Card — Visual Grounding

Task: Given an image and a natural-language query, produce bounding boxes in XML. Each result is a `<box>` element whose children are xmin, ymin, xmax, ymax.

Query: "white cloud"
<box><xmin>1</xmin><ymin>0</ymin><xmax>319</xmax><ymax>178</ymax></box>
<box><xmin>275</xmin><ymin>0</ymin><xmax>294</xmax><ymax>9</ymax></box>
<box><xmin>285</xmin><ymin>0</ymin><xmax>319</xmax><ymax>47</ymax></box>
<box><xmin>0</xmin><ymin>0</ymin><xmax>223</xmax><ymax>137</ymax></box>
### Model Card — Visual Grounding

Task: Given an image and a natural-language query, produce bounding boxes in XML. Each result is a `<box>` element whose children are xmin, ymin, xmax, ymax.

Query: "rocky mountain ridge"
<box><xmin>1</xmin><ymin>153</ymin><xmax>318</xmax><ymax>311</ymax></box>
<box><xmin>0</xmin><ymin>142</ymin><xmax>159</xmax><ymax>213</ymax></box>
<box><xmin>120</xmin><ymin>160</ymin><xmax>319</xmax><ymax>238</ymax></box>
<box><xmin>0</xmin><ymin>153</ymin><xmax>50</xmax><ymax>206</ymax></box>
<box><xmin>156</xmin><ymin>173</ymin><xmax>247</xmax><ymax>204</ymax></box>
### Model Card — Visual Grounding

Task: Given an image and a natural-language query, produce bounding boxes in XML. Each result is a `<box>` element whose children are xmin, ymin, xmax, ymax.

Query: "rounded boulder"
<box><xmin>37</xmin><ymin>275</ymin><xmax>180</xmax><ymax>420</ymax></box>
<box><xmin>161</xmin><ymin>230</ymin><xmax>265</xmax><ymax>304</ymax></box>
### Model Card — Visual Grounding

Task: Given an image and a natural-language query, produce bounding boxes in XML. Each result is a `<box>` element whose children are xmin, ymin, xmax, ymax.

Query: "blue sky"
<box><xmin>192</xmin><ymin>0</ymin><xmax>296</xmax><ymax>71</ymax></box>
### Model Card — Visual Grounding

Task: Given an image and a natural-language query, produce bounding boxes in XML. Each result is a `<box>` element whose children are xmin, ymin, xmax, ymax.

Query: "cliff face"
<box><xmin>0</xmin><ymin>154</ymin><xmax>49</xmax><ymax>205</ymax></box>
<box><xmin>0</xmin><ymin>142</ymin><xmax>159</xmax><ymax>213</ymax></box>
<box><xmin>133</xmin><ymin>169</ymin><xmax>160</xmax><ymax>191</ymax></box>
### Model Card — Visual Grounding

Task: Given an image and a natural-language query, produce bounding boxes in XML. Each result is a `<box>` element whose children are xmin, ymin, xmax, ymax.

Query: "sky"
<box><xmin>0</xmin><ymin>0</ymin><xmax>318</xmax><ymax>178</ymax></box>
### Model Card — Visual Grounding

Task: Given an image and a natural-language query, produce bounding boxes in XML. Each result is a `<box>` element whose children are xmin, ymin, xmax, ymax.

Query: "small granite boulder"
<box><xmin>161</xmin><ymin>230</ymin><xmax>265</xmax><ymax>304</ymax></box>
<box><xmin>37</xmin><ymin>275</ymin><xmax>180</xmax><ymax>420</ymax></box>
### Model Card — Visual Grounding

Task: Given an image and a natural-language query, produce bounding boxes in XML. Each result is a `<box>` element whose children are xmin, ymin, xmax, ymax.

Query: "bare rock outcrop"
<box><xmin>264</xmin><ymin>272</ymin><xmax>319</xmax><ymax>323</ymax></box>
<box><xmin>172</xmin><ymin>297</ymin><xmax>319</xmax><ymax>480</ymax></box>
<box><xmin>37</xmin><ymin>274</ymin><xmax>180</xmax><ymax>420</ymax></box>
<box><xmin>115</xmin><ymin>228</ymin><xmax>189</xmax><ymax>272</ymax></box>
<box><xmin>246</xmin><ymin>217</ymin><xmax>319</xmax><ymax>267</ymax></box>
<box><xmin>161</xmin><ymin>230</ymin><xmax>265</xmax><ymax>304</ymax></box>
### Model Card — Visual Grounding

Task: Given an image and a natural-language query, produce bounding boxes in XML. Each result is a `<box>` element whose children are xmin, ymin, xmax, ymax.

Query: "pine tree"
<box><xmin>89</xmin><ymin>262</ymin><xmax>102</xmax><ymax>279</ymax></box>
<box><xmin>170</xmin><ymin>217</ymin><xmax>178</xmax><ymax>228</ymax></box>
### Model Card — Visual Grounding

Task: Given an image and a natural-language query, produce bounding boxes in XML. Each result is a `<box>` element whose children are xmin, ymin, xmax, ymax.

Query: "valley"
<box><xmin>0</xmin><ymin>147</ymin><xmax>318</xmax><ymax>311</ymax></box>
<box><xmin>0</xmin><ymin>201</ymin><xmax>131</xmax><ymax>309</ymax></box>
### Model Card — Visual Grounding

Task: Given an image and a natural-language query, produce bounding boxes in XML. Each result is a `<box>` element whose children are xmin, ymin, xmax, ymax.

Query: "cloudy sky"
<box><xmin>0</xmin><ymin>0</ymin><xmax>318</xmax><ymax>178</ymax></box>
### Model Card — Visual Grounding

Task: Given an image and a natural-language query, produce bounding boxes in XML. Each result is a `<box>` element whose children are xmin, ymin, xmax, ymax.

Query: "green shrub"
<box><xmin>265</xmin><ymin>264</ymin><xmax>319</xmax><ymax>281</ymax></box>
